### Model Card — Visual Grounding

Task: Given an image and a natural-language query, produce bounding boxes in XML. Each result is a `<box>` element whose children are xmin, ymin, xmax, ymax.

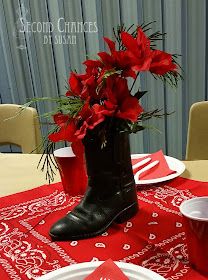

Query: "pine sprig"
<box><xmin>125</xmin><ymin>109</ymin><xmax>171</xmax><ymax>134</ymax></box>
<box><xmin>21</xmin><ymin>96</ymin><xmax>84</xmax><ymax>119</ymax></box>
<box><xmin>152</xmin><ymin>70</ymin><xmax>182</xmax><ymax>88</ymax></box>
<box><xmin>139</xmin><ymin>109</ymin><xmax>172</xmax><ymax>121</ymax></box>
<box><xmin>36</xmin><ymin>124</ymin><xmax>61</xmax><ymax>183</ymax></box>
<box><xmin>37</xmin><ymin>140</ymin><xmax>58</xmax><ymax>183</ymax></box>
<box><xmin>113</xmin><ymin>22</ymin><xmax>167</xmax><ymax>50</ymax></box>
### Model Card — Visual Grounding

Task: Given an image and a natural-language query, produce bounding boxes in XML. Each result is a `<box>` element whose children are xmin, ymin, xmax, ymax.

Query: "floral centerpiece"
<box><xmin>25</xmin><ymin>23</ymin><xmax>181</xmax><ymax>241</ymax></box>
<box><xmin>45</xmin><ymin>24</ymin><xmax>179</xmax><ymax>156</ymax></box>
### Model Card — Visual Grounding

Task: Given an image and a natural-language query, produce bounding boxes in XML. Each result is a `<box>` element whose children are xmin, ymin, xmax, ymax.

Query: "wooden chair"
<box><xmin>0</xmin><ymin>104</ymin><xmax>42</xmax><ymax>153</ymax></box>
<box><xmin>186</xmin><ymin>101</ymin><xmax>208</xmax><ymax>160</ymax></box>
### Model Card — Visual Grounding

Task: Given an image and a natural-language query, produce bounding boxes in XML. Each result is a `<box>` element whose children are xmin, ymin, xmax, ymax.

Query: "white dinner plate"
<box><xmin>131</xmin><ymin>154</ymin><xmax>186</xmax><ymax>185</ymax></box>
<box><xmin>37</xmin><ymin>261</ymin><xmax>165</xmax><ymax>280</ymax></box>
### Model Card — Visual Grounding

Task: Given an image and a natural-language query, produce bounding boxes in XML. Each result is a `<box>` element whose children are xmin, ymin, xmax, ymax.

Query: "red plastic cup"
<box><xmin>54</xmin><ymin>147</ymin><xmax>88</xmax><ymax>196</ymax></box>
<box><xmin>180</xmin><ymin>197</ymin><xmax>208</xmax><ymax>275</ymax></box>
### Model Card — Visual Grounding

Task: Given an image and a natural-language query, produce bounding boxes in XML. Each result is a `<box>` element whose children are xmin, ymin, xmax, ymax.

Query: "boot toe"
<box><xmin>49</xmin><ymin>215</ymin><xmax>88</xmax><ymax>241</ymax></box>
<box><xmin>50</xmin><ymin>217</ymin><xmax>76</xmax><ymax>241</ymax></box>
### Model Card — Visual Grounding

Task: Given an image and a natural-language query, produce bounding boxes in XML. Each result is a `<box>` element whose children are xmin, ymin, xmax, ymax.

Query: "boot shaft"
<box><xmin>83</xmin><ymin>129</ymin><xmax>135</xmax><ymax>192</ymax></box>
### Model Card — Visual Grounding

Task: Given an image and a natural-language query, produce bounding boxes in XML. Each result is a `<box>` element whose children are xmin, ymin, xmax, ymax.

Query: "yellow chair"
<box><xmin>186</xmin><ymin>101</ymin><xmax>208</xmax><ymax>160</ymax></box>
<box><xmin>0</xmin><ymin>104</ymin><xmax>42</xmax><ymax>153</ymax></box>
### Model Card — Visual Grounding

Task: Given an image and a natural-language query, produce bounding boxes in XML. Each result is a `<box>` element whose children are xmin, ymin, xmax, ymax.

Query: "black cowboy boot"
<box><xmin>49</xmin><ymin>129</ymin><xmax>138</xmax><ymax>241</ymax></box>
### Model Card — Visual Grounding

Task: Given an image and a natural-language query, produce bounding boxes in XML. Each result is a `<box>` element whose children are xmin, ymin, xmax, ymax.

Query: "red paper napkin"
<box><xmin>132</xmin><ymin>150</ymin><xmax>175</xmax><ymax>180</ymax></box>
<box><xmin>84</xmin><ymin>259</ymin><xmax>129</xmax><ymax>280</ymax></box>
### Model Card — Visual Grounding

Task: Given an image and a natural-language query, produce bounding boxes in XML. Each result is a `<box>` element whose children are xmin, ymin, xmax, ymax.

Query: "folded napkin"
<box><xmin>84</xmin><ymin>259</ymin><xmax>129</xmax><ymax>280</ymax></box>
<box><xmin>132</xmin><ymin>150</ymin><xmax>175</xmax><ymax>180</ymax></box>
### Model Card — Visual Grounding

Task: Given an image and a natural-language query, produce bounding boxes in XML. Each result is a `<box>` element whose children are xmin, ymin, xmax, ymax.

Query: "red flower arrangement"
<box><xmin>24</xmin><ymin>23</ymin><xmax>181</xmax><ymax>180</ymax></box>
<box><xmin>48</xmin><ymin>26</ymin><xmax>179</xmax><ymax>155</ymax></box>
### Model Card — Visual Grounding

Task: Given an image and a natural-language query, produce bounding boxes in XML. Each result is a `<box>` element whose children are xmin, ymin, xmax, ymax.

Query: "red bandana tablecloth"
<box><xmin>0</xmin><ymin>177</ymin><xmax>208</xmax><ymax>280</ymax></box>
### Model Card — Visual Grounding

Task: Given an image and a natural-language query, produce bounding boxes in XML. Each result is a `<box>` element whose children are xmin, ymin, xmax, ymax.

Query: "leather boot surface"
<box><xmin>50</xmin><ymin>128</ymin><xmax>139</xmax><ymax>241</ymax></box>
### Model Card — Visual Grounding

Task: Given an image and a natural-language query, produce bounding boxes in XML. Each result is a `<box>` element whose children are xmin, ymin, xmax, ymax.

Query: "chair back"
<box><xmin>186</xmin><ymin>101</ymin><xmax>208</xmax><ymax>160</ymax></box>
<box><xmin>0</xmin><ymin>104</ymin><xmax>42</xmax><ymax>153</ymax></box>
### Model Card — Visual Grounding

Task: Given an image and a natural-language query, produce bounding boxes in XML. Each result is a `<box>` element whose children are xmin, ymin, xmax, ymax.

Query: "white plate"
<box><xmin>37</xmin><ymin>261</ymin><xmax>165</xmax><ymax>280</ymax></box>
<box><xmin>131</xmin><ymin>154</ymin><xmax>186</xmax><ymax>185</ymax></box>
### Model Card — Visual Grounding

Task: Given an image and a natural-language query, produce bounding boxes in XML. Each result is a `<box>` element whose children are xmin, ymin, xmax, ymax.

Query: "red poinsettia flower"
<box><xmin>75</xmin><ymin>106</ymin><xmax>105</xmax><ymax>139</ymax></box>
<box><xmin>149</xmin><ymin>50</ymin><xmax>177</xmax><ymax>75</ymax></box>
<box><xmin>93</xmin><ymin>101</ymin><xmax>116</xmax><ymax>117</ymax></box>
<box><xmin>66</xmin><ymin>60</ymin><xmax>107</xmax><ymax>101</ymax></box>
<box><xmin>52</xmin><ymin>112</ymin><xmax>70</xmax><ymax>126</ymax></box>
<box><xmin>97</xmin><ymin>37</ymin><xmax>137</xmax><ymax>79</ymax></box>
<box><xmin>48</xmin><ymin>114</ymin><xmax>76</xmax><ymax>143</ymax></box>
<box><xmin>66</xmin><ymin>69</ymin><xmax>102</xmax><ymax>101</ymax></box>
<box><xmin>83</xmin><ymin>59</ymin><xmax>103</xmax><ymax>75</ymax></box>
<box><xmin>95</xmin><ymin>76</ymin><xmax>143</xmax><ymax>122</ymax></box>
<box><xmin>66</xmin><ymin>72</ymin><xmax>86</xmax><ymax>97</ymax></box>
<box><xmin>48</xmin><ymin>113</ymin><xmax>86</xmax><ymax>157</ymax></box>
<box><xmin>116</xmin><ymin>96</ymin><xmax>143</xmax><ymax>121</ymax></box>
<box><xmin>121</xmin><ymin>27</ymin><xmax>152</xmax><ymax>72</ymax></box>
<box><xmin>112</xmin><ymin>77</ymin><xmax>143</xmax><ymax>122</ymax></box>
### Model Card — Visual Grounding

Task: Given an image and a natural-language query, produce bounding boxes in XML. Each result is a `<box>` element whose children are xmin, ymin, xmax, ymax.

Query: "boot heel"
<box><xmin>115</xmin><ymin>203</ymin><xmax>139</xmax><ymax>224</ymax></box>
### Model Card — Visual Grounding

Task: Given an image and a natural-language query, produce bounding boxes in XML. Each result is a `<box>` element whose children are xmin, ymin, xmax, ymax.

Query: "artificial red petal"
<box><xmin>121</xmin><ymin>31</ymin><xmax>138</xmax><ymax>51</ymax></box>
<box><xmin>93</xmin><ymin>102</ymin><xmax>116</xmax><ymax>117</ymax></box>
<box><xmin>116</xmin><ymin>97</ymin><xmax>143</xmax><ymax>122</ymax></box>
<box><xmin>103</xmin><ymin>37</ymin><xmax>116</xmax><ymax>53</ymax></box>
<box><xmin>87</xmin><ymin>113</ymin><xmax>105</xmax><ymax>129</ymax></box>
<box><xmin>48</xmin><ymin>129</ymin><xmax>64</xmax><ymax>142</ymax></box>
<box><xmin>111</xmin><ymin>77</ymin><xmax>130</xmax><ymax>103</ymax></box>
<box><xmin>48</xmin><ymin>120</ymin><xmax>77</xmax><ymax>143</ymax></box>
<box><xmin>113</xmin><ymin>51</ymin><xmax>137</xmax><ymax>73</ymax></box>
<box><xmin>122</xmin><ymin>69</ymin><xmax>137</xmax><ymax>79</ymax></box>
<box><xmin>75</xmin><ymin>106</ymin><xmax>105</xmax><ymax>140</ymax></box>
<box><xmin>84</xmin><ymin>75</ymin><xmax>96</xmax><ymax>86</ymax></box>
<box><xmin>150</xmin><ymin>50</ymin><xmax>177</xmax><ymax>75</ymax></box>
<box><xmin>78</xmin><ymin>100</ymin><xmax>92</xmax><ymax>120</ymax></box>
<box><xmin>121</xmin><ymin>28</ymin><xmax>153</xmax><ymax>73</ymax></box>
<box><xmin>66</xmin><ymin>90</ymin><xmax>73</xmax><ymax>97</ymax></box>
<box><xmin>53</xmin><ymin>113</ymin><xmax>69</xmax><ymax>126</ymax></box>
<box><xmin>102</xmin><ymin>101</ymin><xmax>117</xmax><ymax>112</ymax></box>
<box><xmin>75</xmin><ymin>121</ymin><xmax>88</xmax><ymax>140</ymax></box>
<box><xmin>80</xmin><ymin>86</ymin><xmax>90</xmax><ymax>100</ymax></box>
<box><xmin>137</xmin><ymin>27</ymin><xmax>151</xmax><ymax>50</ymax></box>
<box><xmin>68</xmin><ymin>72</ymin><xmax>83</xmax><ymax>95</ymax></box>
<box><xmin>98</xmin><ymin>52</ymin><xmax>114</xmax><ymax>66</ymax></box>
<box><xmin>132</xmin><ymin>56</ymin><xmax>152</xmax><ymax>72</ymax></box>
<box><xmin>83</xmin><ymin>59</ymin><xmax>103</xmax><ymax>68</ymax></box>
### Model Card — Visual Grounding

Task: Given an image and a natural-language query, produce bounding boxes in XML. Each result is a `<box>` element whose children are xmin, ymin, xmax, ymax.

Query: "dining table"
<box><xmin>0</xmin><ymin>153</ymin><xmax>208</xmax><ymax>280</ymax></box>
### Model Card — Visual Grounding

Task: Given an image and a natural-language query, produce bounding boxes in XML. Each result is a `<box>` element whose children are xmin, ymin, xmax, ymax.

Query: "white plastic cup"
<box><xmin>180</xmin><ymin>197</ymin><xmax>208</xmax><ymax>275</ymax></box>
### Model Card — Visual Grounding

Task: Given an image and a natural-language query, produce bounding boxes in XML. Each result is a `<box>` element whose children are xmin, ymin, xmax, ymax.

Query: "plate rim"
<box><xmin>131</xmin><ymin>153</ymin><xmax>186</xmax><ymax>185</ymax></box>
<box><xmin>37</xmin><ymin>261</ymin><xmax>166</xmax><ymax>280</ymax></box>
